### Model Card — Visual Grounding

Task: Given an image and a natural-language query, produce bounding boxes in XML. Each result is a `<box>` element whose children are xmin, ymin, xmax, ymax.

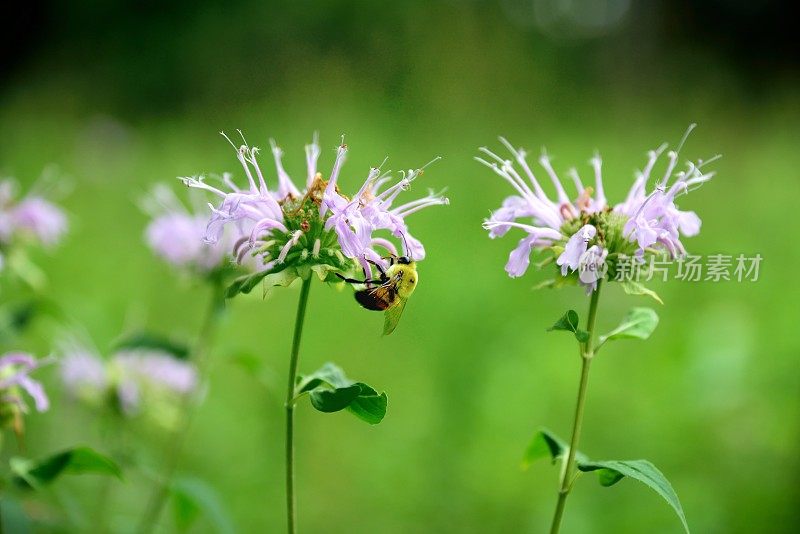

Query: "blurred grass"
<box><xmin>2</xmin><ymin>1</ymin><xmax>800</xmax><ymax>532</ymax></box>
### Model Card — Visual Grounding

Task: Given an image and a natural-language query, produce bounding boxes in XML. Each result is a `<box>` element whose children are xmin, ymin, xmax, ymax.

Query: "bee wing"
<box><xmin>355</xmin><ymin>283</ymin><xmax>397</xmax><ymax>311</ymax></box>
<box><xmin>382</xmin><ymin>296</ymin><xmax>408</xmax><ymax>336</ymax></box>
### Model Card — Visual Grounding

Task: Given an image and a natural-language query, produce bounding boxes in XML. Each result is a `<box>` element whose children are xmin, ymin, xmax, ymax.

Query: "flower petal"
<box><xmin>17</xmin><ymin>375</ymin><xmax>49</xmax><ymax>412</ymax></box>
<box><xmin>506</xmin><ymin>234</ymin><xmax>538</xmax><ymax>277</ymax></box>
<box><xmin>556</xmin><ymin>224</ymin><xmax>596</xmax><ymax>275</ymax></box>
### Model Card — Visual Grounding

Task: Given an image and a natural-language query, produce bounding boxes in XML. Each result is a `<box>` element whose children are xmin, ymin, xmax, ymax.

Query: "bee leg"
<box><xmin>335</xmin><ymin>273</ymin><xmax>384</xmax><ymax>285</ymax></box>
<box><xmin>366</xmin><ymin>259</ymin><xmax>387</xmax><ymax>276</ymax></box>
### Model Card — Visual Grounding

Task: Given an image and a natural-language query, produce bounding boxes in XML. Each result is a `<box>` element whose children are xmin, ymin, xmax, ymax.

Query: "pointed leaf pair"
<box><xmin>522</xmin><ymin>428</ymin><xmax>588</xmax><ymax>469</ymax></box>
<box><xmin>548</xmin><ymin>310</ymin><xmax>589</xmax><ymax>343</ymax></box>
<box><xmin>523</xmin><ymin>428</ymin><xmax>688</xmax><ymax>533</ymax></box>
<box><xmin>11</xmin><ymin>447</ymin><xmax>121</xmax><ymax>489</ymax></box>
<box><xmin>296</xmin><ymin>363</ymin><xmax>387</xmax><ymax>424</ymax></box>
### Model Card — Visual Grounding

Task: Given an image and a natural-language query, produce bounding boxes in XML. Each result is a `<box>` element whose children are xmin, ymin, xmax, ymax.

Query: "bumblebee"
<box><xmin>336</xmin><ymin>255</ymin><xmax>418</xmax><ymax>335</ymax></box>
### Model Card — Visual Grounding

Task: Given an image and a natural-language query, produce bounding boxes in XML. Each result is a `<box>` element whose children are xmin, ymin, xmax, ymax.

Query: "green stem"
<box><xmin>285</xmin><ymin>277</ymin><xmax>312</xmax><ymax>534</ymax></box>
<box><xmin>550</xmin><ymin>280</ymin><xmax>602</xmax><ymax>534</ymax></box>
<box><xmin>137</xmin><ymin>279</ymin><xmax>225</xmax><ymax>533</ymax></box>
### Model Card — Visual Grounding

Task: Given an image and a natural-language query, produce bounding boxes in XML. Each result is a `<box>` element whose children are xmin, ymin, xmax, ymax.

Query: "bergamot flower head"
<box><xmin>183</xmin><ymin>132</ymin><xmax>447</xmax><ymax>294</ymax></box>
<box><xmin>479</xmin><ymin>126</ymin><xmax>717</xmax><ymax>293</ymax></box>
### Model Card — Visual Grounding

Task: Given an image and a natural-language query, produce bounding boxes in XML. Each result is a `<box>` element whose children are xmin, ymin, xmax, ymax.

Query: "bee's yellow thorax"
<box><xmin>387</xmin><ymin>262</ymin><xmax>418</xmax><ymax>299</ymax></box>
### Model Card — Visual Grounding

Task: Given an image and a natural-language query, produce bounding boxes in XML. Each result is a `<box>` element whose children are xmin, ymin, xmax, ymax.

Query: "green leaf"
<box><xmin>578</xmin><ymin>459</ymin><xmax>689</xmax><ymax>533</ymax></box>
<box><xmin>171</xmin><ymin>476</ymin><xmax>235</xmax><ymax>534</ymax></box>
<box><xmin>296</xmin><ymin>362</ymin><xmax>351</xmax><ymax>392</ymax></box>
<box><xmin>12</xmin><ymin>447</ymin><xmax>122</xmax><ymax>489</ymax></box>
<box><xmin>0</xmin><ymin>302</ymin><xmax>38</xmax><ymax>338</ymax></box>
<box><xmin>522</xmin><ymin>428</ymin><xmax>588</xmax><ymax>469</ymax></box>
<box><xmin>225</xmin><ymin>270</ymin><xmax>272</xmax><ymax>298</ymax></box>
<box><xmin>596</xmin><ymin>468</ymin><xmax>626</xmax><ymax>486</ymax></box>
<box><xmin>225</xmin><ymin>265</ymin><xmax>298</xmax><ymax>298</ymax></box>
<box><xmin>296</xmin><ymin>363</ymin><xmax>387</xmax><ymax>424</ymax></box>
<box><xmin>309</xmin><ymin>384</ymin><xmax>363</xmax><ymax>412</ymax></box>
<box><xmin>549</xmin><ymin>310</ymin><xmax>579</xmax><ymax>332</ymax></box>
<box><xmin>523</xmin><ymin>428</ymin><xmax>568</xmax><ymax>468</ymax></box>
<box><xmin>621</xmin><ymin>281</ymin><xmax>664</xmax><ymax>304</ymax></box>
<box><xmin>598</xmin><ymin>307</ymin><xmax>659</xmax><ymax>347</ymax></box>
<box><xmin>548</xmin><ymin>310</ymin><xmax>589</xmax><ymax>343</ymax></box>
<box><xmin>0</xmin><ymin>299</ymin><xmax>66</xmax><ymax>344</ymax></box>
<box><xmin>113</xmin><ymin>331</ymin><xmax>190</xmax><ymax>359</ymax></box>
<box><xmin>346</xmin><ymin>384</ymin><xmax>388</xmax><ymax>425</ymax></box>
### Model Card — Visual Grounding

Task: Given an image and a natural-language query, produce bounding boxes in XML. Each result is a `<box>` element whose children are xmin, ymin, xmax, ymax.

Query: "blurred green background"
<box><xmin>1</xmin><ymin>0</ymin><xmax>799</xmax><ymax>532</ymax></box>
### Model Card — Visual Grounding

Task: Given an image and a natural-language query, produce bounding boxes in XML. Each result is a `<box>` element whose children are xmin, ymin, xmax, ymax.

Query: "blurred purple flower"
<box><xmin>12</xmin><ymin>197</ymin><xmax>68</xmax><ymax>246</ymax></box>
<box><xmin>0</xmin><ymin>352</ymin><xmax>50</xmax><ymax>412</ymax></box>
<box><xmin>60</xmin><ymin>344</ymin><xmax>198</xmax><ymax>418</ymax></box>
<box><xmin>113</xmin><ymin>350</ymin><xmax>198</xmax><ymax>415</ymax></box>
<box><xmin>0</xmin><ymin>179</ymin><xmax>68</xmax><ymax>249</ymax></box>
<box><xmin>144</xmin><ymin>185</ymin><xmax>232</xmax><ymax>272</ymax></box>
<box><xmin>60</xmin><ymin>347</ymin><xmax>109</xmax><ymax>396</ymax></box>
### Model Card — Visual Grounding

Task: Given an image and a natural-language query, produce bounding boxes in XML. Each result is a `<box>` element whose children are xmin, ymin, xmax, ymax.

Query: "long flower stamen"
<box><xmin>590</xmin><ymin>155</ymin><xmax>606</xmax><ymax>209</ymax></box>
<box><xmin>181</xmin><ymin>176</ymin><xmax>228</xmax><ymax>198</ymax></box>
<box><xmin>483</xmin><ymin>220</ymin><xmax>562</xmax><ymax>239</ymax></box>
<box><xmin>568</xmin><ymin>168</ymin><xmax>584</xmax><ymax>194</ymax></box>
<box><xmin>498</xmin><ymin>137</ymin><xmax>553</xmax><ymax>204</ymax></box>
<box><xmin>304</xmin><ymin>132</ymin><xmax>321</xmax><ymax>188</ymax></box>
<box><xmin>270</xmin><ymin>140</ymin><xmax>301</xmax><ymax>198</ymax></box>
<box><xmin>320</xmin><ymin>143</ymin><xmax>349</xmax><ymax>216</ymax></box>
<box><xmin>538</xmin><ymin>152</ymin><xmax>571</xmax><ymax>205</ymax></box>
<box><xmin>479</xmin><ymin>148</ymin><xmax>538</xmax><ymax>202</ymax></box>
<box><xmin>247</xmin><ymin>147</ymin><xmax>271</xmax><ymax>195</ymax></box>
<box><xmin>392</xmin><ymin>195</ymin><xmax>449</xmax><ymax>218</ymax></box>
<box><xmin>277</xmin><ymin>230</ymin><xmax>303</xmax><ymax>264</ymax></box>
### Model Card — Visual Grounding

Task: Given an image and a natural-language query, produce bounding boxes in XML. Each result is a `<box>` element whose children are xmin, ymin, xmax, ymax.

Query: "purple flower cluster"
<box><xmin>613</xmin><ymin>145</ymin><xmax>712</xmax><ymax>256</ymax></box>
<box><xmin>0</xmin><ymin>352</ymin><xmax>50</xmax><ymax>413</ymax></box>
<box><xmin>181</xmin><ymin>135</ymin><xmax>320</xmax><ymax>271</ymax></box>
<box><xmin>183</xmin><ymin>134</ymin><xmax>447</xmax><ymax>279</ymax></box>
<box><xmin>320</xmin><ymin>146</ymin><xmax>448</xmax><ymax>276</ymax></box>
<box><xmin>479</xmin><ymin>130</ymin><xmax>716</xmax><ymax>292</ymax></box>
<box><xmin>143</xmin><ymin>185</ymin><xmax>233</xmax><ymax>273</ymax></box>
<box><xmin>60</xmin><ymin>346</ymin><xmax>197</xmax><ymax>417</ymax></box>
